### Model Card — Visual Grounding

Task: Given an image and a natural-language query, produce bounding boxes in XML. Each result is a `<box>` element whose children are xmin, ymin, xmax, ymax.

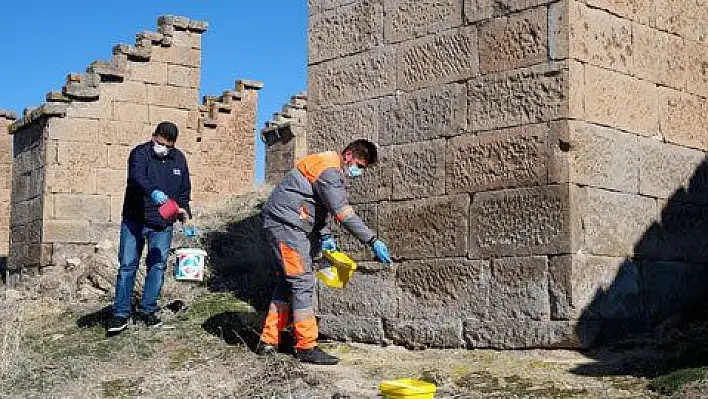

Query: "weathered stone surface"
<box><xmin>654</xmin><ymin>0</ymin><xmax>708</xmax><ymax>43</ymax></box>
<box><xmin>549</xmin><ymin>254</ymin><xmax>642</xmax><ymax>320</ymax></box>
<box><xmin>384</xmin><ymin>318</ymin><xmax>465</xmax><ymax>348</ymax></box>
<box><xmin>309</xmin><ymin>0</ymin><xmax>358</xmax><ymax>15</ymax></box>
<box><xmin>585</xmin><ymin>0</ymin><xmax>653</xmax><ymax>24</ymax></box>
<box><xmin>56</xmin><ymin>142</ymin><xmax>108</xmax><ymax>168</ymax></box>
<box><xmin>464</xmin><ymin>319</ymin><xmax>599</xmax><ymax>348</ymax></box>
<box><xmin>379</xmin><ymin>195</ymin><xmax>469</xmax><ymax>259</ymax></box>
<box><xmin>384</xmin><ymin>0</ymin><xmax>462</xmax><ymax>43</ymax></box>
<box><xmin>642</xmin><ymin>260</ymin><xmax>708</xmax><ymax>321</ymax></box>
<box><xmin>468</xmin><ymin>62</ymin><xmax>568</xmax><ymax>132</ymax></box>
<box><xmin>309</xmin><ymin>48</ymin><xmax>395</xmax><ymax>108</ymax></box>
<box><xmin>147</xmin><ymin>86</ymin><xmax>198</xmax><ymax>110</ymax></box>
<box><xmin>309</xmin><ymin>0</ymin><xmax>383</xmax><ymax>63</ymax></box>
<box><xmin>397</xmin><ymin>258</ymin><xmax>489</xmax><ymax>320</ymax></box>
<box><xmin>633</xmin><ymin>23</ymin><xmax>686</xmax><ymax>89</ymax></box>
<box><xmin>128</xmin><ymin>62</ymin><xmax>168</xmax><ymax>85</ymax></box>
<box><xmin>550</xmin><ymin>121</ymin><xmax>640</xmax><ymax>193</ymax></box>
<box><xmin>379</xmin><ymin>139</ymin><xmax>446</xmax><ymax>200</ymax></box>
<box><xmin>332</xmin><ymin>203</ymin><xmax>377</xmax><ymax>259</ymax></box>
<box><xmin>469</xmin><ymin>185</ymin><xmax>578</xmax><ymax>258</ymax></box>
<box><xmin>641</xmin><ymin>200</ymin><xmax>708</xmax><ymax>263</ymax></box>
<box><xmin>685</xmin><ymin>40</ymin><xmax>708</xmax><ymax>98</ymax></box>
<box><xmin>53</xmin><ymin>194</ymin><xmax>111</xmax><ymax>222</ymax></box>
<box><xmin>397</xmin><ymin>26</ymin><xmax>478</xmax><ymax>91</ymax></box>
<box><xmin>584</xmin><ymin>64</ymin><xmax>658</xmax><ymax>137</ymax></box>
<box><xmin>46</xmin><ymin>118</ymin><xmax>100</xmax><ymax>143</ymax></box>
<box><xmin>112</xmin><ymin>102</ymin><xmax>149</xmax><ymax>123</ymax></box>
<box><xmin>43</xmin><ymin>220</ymin><xmax>90</xmax><ymax>243</ymax></box>
<box><xmin>639</xmin><ymin>137</ymin><xmax>704</xmax><ymax>200</ymax></box>
<box><xmin>548</xmin><ymin>1</ymin><xmax>568</xmax><ymax>60</ymax></box>
<box><xmin>167</xmin><ymin>65</ymin><xmax>200</xmax><ymax>88</ymax></box>
<box><xmin>318</xmin><ymin>314</ymin><xmax>385</xmax><ymax>344</ymax></box>
<box><xmin>318</xmin><ymin>270</ymin><xmax>397</xmax><ymax>318</ymax></box>
<box><xmin>379</xmin><ymin>84</ymin><xmax>465</xmax><ymax>145</ymax></box>
<box><xmin>100</xmin><ymin>81</ymin><xmax>148</xmax><ymax>104</ymax></box>
<box><xmin>447</xmin><ymin>124</ymin><xmax>549</xmax><ymax>194</ymax></box>
<box><xmin>489</xmin><ymin>256</ymin><xmax>549</xmax><ymax>320</ymax></box>
<box><xmin>659</xmin><ymin>88</ymin><xmax>708</xmax><ymax>150</ymax></box>
<box><xmin>569</xmin><ymin>2</ymin><xmax>632</xmax><ymax>74</ymax></box>
<box><xmin>578</xmin><ymin>186</ymin><xmax>657</xmax><ymax>257</ymax></box>
<box><xmin>307</xmin><ymin>99</ymin><xmax>379</xmax><ymax>153</ymax></box>
<box><xmin>150</xmin><ymin>46</ymin><xmax>201</xmax><ymax>67</ymax></box>
<box><xmin>65</xmin><ymin>100</ymin><xmax>111</xmax><ymax>120</ymax></box>
<box><xmin>148</xmin><ymin>106</ymin><xmax>189</xmax><ymax>128</ymax></box>
<box><xmin>46</xmin><ymin>166</ymin><xmax>95</xmax><ymax>194</ymax></box>
<box><xmin>479</xmin><ymin>6</ymin><xmax>547</xmax><ymax>74</ymax></box>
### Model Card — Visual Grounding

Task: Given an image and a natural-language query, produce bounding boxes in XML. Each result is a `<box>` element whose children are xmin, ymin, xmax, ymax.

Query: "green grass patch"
<box><xmin>649</xmin><ymin>366</ymin><xmax>708</xmax><ymax>395</ymax></box>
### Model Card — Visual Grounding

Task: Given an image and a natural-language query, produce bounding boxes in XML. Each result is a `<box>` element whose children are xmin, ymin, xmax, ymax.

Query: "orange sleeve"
<box><xmin>296</xmin><ymin>151</ymin><xmax>341</xmax><ymax>183</ymax></box>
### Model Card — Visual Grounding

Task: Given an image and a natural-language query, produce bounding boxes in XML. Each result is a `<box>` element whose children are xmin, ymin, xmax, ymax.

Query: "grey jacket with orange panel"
<box><xmin>262</xmin><ymin>151</ymin><xmax>376</xmax><ymax>244</ymax></box>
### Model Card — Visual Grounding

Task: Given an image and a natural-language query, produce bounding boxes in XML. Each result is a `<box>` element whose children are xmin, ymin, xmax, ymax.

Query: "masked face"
<box><xmin>346</xmin><ymin>164</ymin><xmax>363</xmax><ymax>178</ymax></box>
<box><xmin>152</xmin><ymin>139</ymin><xmax>172</xmax><ymax>158</ymax></box>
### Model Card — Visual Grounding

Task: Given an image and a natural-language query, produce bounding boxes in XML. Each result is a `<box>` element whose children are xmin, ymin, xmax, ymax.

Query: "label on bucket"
<box><xmin>175</xmin><ymin>248</ymin><xmax>206</xmax><ymax>281</ymax></box>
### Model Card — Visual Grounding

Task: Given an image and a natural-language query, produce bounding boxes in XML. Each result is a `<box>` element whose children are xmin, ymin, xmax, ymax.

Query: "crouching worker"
<box><xmin>106</xmin><ymin>121</ymin><xmax>195</xmax><ymax>335</ymax></box>
<box><xmin>257</xmin><ymin>139</ymin><xmax>392</xmax><ymax>365</ymax></box>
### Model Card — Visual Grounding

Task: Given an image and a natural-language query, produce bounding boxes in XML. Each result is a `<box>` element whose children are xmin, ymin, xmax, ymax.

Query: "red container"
<box><xmin>158</xmin><ymin>198</ymin><xmax>180</xmax><ymax>220</ymax></box>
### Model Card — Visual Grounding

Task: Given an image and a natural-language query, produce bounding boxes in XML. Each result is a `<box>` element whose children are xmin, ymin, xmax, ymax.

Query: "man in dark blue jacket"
<box><xmin>107</xmin><ymin>121</ymin><xmax>194</xmax><ymax>334</ymax></box>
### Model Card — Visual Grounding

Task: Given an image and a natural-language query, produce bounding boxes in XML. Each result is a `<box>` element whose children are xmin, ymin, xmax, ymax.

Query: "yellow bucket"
<box><xmin>379</xmin><ymin>379</ymin><xmax>437</xmax><ymax>399</ymax></box>
<box><xmin>315</xmin><ymin>250</ymin><xmax>357</xmax><ymax>288</ymax></box>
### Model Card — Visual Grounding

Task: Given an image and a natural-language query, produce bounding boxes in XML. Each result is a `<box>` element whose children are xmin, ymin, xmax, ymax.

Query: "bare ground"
<box><xmin>0</xmin><ymin>293</ymin><xmax>661</xmax><ymax>399</ymax></box>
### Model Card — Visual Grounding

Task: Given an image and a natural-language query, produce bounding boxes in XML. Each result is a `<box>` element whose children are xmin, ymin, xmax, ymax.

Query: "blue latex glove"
<box><xmin>151</xmin><ymin>190</ymin><xmax>169</xmax><ymax>205</ymax></box>
<box><xmin>183</xmin><ymin>225</ymin><xmax>197</xmax><ymax>238</ymax></box>
<box><xmin>371</xmin><ymin>239</ymin><xmax>392</xmax><ymax>264</ymax></box>
<box><xmin>321</xmin><ymin>234</ymin><xmax>337</xmax><ymax>251</ymax></box>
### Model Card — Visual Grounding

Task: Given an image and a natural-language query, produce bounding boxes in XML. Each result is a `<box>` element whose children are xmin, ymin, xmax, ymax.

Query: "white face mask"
<box><xmin>153</xmin><ymin>141</ymin><xmax>170</xmax><ymax>157</ymax></box>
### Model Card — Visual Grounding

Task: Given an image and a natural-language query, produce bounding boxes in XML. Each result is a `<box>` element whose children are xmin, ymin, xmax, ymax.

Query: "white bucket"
<box><xmin>174</xmin><ymin>248</ymin><xmax>207</xmax><ymax>281</ymax></box>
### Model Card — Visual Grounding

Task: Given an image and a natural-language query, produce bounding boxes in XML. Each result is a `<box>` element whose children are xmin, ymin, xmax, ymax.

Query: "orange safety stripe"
<box><xmin>260</xmin><ymin>301</ymin><xmax>291</xmax><ymax>345</ymax></box>
<box><xmin>334</xmin><ymin>205</ymin><xmax>355</xmax><ymax>223</ymax></box>
<box><xmin>279</xmin><ymin>242</ymin><xmax>305</xmax><ymax>276</ymax></box>
<box><xmin>293</xmin><ymin>309</ymin><xmax>317</xmax><ymax>350</ymax></box>
<box><xmin>296</xmin><ymin>151</ymin><xmax>341</xmax><ymax>184</ymax></box>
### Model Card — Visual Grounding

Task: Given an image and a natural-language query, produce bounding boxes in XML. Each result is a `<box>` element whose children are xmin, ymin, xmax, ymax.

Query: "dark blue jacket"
<box><xmin>122</xmin><ymin>141</ymin><xmax>191</xmax><ymax>229</ymax></box>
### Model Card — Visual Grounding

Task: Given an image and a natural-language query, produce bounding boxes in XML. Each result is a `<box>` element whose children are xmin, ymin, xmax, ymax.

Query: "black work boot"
<box><xmin>256</xmin><ymin>341</ymin><xmax>278</xmax><ymax>356</ymax></box>
<box><xmin>134</xmin><ymin>312</ymin><xmax>163</xmax><ymax>328</ymax></box>
<box><xmin>295</xmin><ymin>346</ymin><xmax>339</xmax><ymax>365</ymax></box>
<box><xmin>106</xmin><ymin>315</ymin><xmax>129</xmax><ymax>335</ymax></box>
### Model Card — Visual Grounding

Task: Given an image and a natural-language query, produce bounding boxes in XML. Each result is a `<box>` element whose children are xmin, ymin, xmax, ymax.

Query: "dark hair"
<box><xmin>154</xmin><ymin>121</ymin><xmax>179</xmax><ymax>141</ymax></box>
<box><xmin>343</xmin><ymin>139</ymin><xmax>378</xmax><ymax>166</ymax></box>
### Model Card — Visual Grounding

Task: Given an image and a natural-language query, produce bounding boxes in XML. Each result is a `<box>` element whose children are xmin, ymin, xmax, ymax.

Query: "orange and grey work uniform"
<box><xmin>260</xmin><ymin>151</ymin><xmax>376</xmax><ymax>350</ymax></box>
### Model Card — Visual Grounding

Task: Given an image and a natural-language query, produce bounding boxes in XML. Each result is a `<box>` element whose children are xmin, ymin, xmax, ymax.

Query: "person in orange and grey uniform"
<box><xmin>257</xmin><ymin>139</ymin><xmax>392</xmax><ymax>365</ymax></box>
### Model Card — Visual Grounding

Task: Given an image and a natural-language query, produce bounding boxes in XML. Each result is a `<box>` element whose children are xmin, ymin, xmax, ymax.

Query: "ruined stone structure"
<box><xmin>1</xmin><ymin>110</ymin><xmax>16</xmax><ymax>270</ymax></box>
<box><xmin>308</xmin><ymin>0</ymin><xmax>708</xmax><ymax>348</ymax></box>
<box><xmin>5</xmin><ymin>16</ymin><xmax>261</xmax><ymax>281</ymax></box>
<box><xmin>261</xmin><ymin>93</ymin><xmax>308</xmax><ymax>185</ymax></box>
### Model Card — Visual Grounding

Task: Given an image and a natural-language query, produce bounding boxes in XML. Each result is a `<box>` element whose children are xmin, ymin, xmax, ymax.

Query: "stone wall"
<box><xmin>308</xmin><ymin>0</ymin><xmax>708</xmax><ymax>349</ymax></box>
<box><xmin>261</xmin><ymin>93</ymin><xmax>307</xmax><ymax>185</ymax></box>
<box><xmin>0</xmin><ymin>110</ymin><xmax>16</xmax><ymax>279</ymax></box>
<box><xmin>6</xmin><ymin>15</ymin><xmax>260</xmax><ymax>282</ymax></box>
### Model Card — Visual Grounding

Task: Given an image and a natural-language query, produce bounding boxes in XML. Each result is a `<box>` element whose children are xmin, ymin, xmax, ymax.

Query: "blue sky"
<box><xmin>0</xmin><ymin>1</ymin><xmax>307</xmax><ymax>183</ymax></box>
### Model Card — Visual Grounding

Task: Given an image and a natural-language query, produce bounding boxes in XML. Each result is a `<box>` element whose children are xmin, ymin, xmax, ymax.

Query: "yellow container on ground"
<box><xmin>315</xmin><ymin>250</ymin><xmax>357</xmax><ymax>288</ymax></box>
<box><xmin>379</xmin><ymin>379</ymin><xmax>436</xmax><ymax>398</ymax></box>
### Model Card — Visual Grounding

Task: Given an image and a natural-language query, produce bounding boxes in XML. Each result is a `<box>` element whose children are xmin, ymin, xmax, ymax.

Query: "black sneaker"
<box><xmin>255</xmin><ymin>341</ymin><xmax>278</xmax><ymax>356</ymax></box>
<box><xmin>134</xmin><ymin>312</ymin><xmax>163</xmax><ymax>328</ymax></box>
<box><xmin>295</xmin><ymin>346</ymin><xmax>339</xmax><ymax>365</ymax></box>
<box><xmin>106</xmin><ymin>315</ymin><xmax>129</xmax><ymax>334</ymax></box>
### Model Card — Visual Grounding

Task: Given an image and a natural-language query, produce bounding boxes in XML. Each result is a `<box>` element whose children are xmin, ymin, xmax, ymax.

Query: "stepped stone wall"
<box><xmin>0</xmin><ymin>110</ymin><xmax>16</xmax><ymax>261</ymax></box>
<box><xmin>308</xmin><ymin>0</ymin><xmax>708</xmax><ymax>349</ymax></box>
<box><xmin>261</xmin><ymin>93</ymin><xmax>307</xmax><ymax>185</ymax></box>
<box><xmin>5</xmin><ymin>16</ymin><xmax>260</xmax><ymax>282</ymax></box>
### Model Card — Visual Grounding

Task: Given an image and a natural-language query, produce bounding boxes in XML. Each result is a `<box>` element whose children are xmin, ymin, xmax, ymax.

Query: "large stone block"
<box><xmin>685</xmin><ymin>40</ymin><xmax>708</xmax><ymax>98</ymax></box>
<box><xmin>65</xmin><ymin>99</ymin><xmax>111</xmax><ymax>120</ymax></box>
<box><xmin>464</xmin><ymin>0</ymin><xmax>492</xmax><ymax>23</ymax></box>
<box><xmin>633</xmin><ymin>23</ymin><xmax>686</xmax><ymax>90</ymax></box>
<box><xmin>53</xmin><ymin>194</ymin><xmax>111</xmax><ymax>222</ymax></box>
<box><xmin>465</xmin><ymin>0</ymin><xmax>555</xmax><ymax>22</ymax></box>
<box><xmin>384</xmin><ymin>318</ymin><xmax>465</xmax><ymax>348</ymax></box>
<box><xmin>447</xmin><ymin>123</ymin><xmax>550</xmax><ymax>194</ymax></box>
<box><xmin>110</xmin><ymin>196</ymin><xmax>123</xmax><ymax>223</ymax></box>
<box><xmin>150</xmin><ymin>46</ymin><xmax>201</xmax><ymax>68</ymax></box>
<box><xmin>309</xmin><ymin>0</ymin><xmax>384</xmax><ymax>63</ymax></box>
<box><xmin>679</xmin><ymin>0</ymin><xmax>708</xmax><ymax>43</ymax></box>
<box><xmin>379</xmin><ymin>139</ymin><xmax>446</xmax><ymax>200</ymax></box>
<box><xmin>379</xmin><ymin>84</ymin><xmax>465</xmax><ymax>145</ymax></box>
<box><xmin>584</xmin><ymin>0</ymin><xmax>653</xmax><ymax>24</ymax></box>
<box><xmin>549</xmin><ymin>121</ymin><xmax>640</xmax><ymax>193</ymax></box>
<box><xmin>100</xmin><ymin>81</ymin><xmax>148</xmax><ymax>104</ymax></box>
<box><xmin>642</xmin><ymin>260</ymin><xmax>708</xmax><ymax>321</ymax></box>
<box><xmin>46</xmin><ymin>166</ymin><xmax>96</xmax><ymax>194</ymax></box>
<box><xmin>43</xmin><ymin>219</ymin><xmax>90</xmax><ymax>243</ymax></box>
<box><xmin>167</xmin><ymin>65</ymin><xmax>200</xmax><ymax>88</ymax></box>
<box><xmin>568</xmin><ymin>2</ymin><xmax>632</xmax><ymax>74</ymax></box>
<box><xmin>384</xmin><ymin>0</ymin><xmax>462</xmax><ymax>44</ymax></box>
<box><xmin>147</xmin><ymin>86</ymin><xmax>199</xmax><ymax>110</ymax></box>
<box><xmin>308</xmin><ymin>99</ymin><xmax>379</xmax><ymax>153</ymax></box>
<box><xmin>549</xmin><ymin>254</ymin><xmax>642</xmax><ymax>321</ymax></box>
<box><xmin>56</xmin><ymin>142</ymin><xmax>108</xmax><ymax>168</ymax></box>
<box><xmin>46</xmin><ymin>118</ymin><xmax>100</xmax><ymax>142</ymax></box>
<box><xmin>148</xmin><ymin>106</ymin><xmax>189</xmax><ymax>130</ymax></box>
<box><xmin>584</xmin><ymin>64</ymin><xmax>658</xmax><ymax>137</ymax></box>
<box><xmin>469</xmin><ymin>185</ymin><xmax>579</xmax><ymax>258</ymax></box>
<box><xmin>489</xmin><ymin>256</ymin><xmax>549</xmax><ymax>320</ymax></box>
<box><xmin>112</xmin><ymin>102</ymin><xmax>149</xmax><ymax>123</ymax></box>
<box><xmin>641</xmin><ymin>200</ymin><xmax>708</xmax><ymax>263</ymax></box>
<box><xmin>128</xmin><ymin>61</ymin><xmax>168</xmax><ymax>85</ymax></box>
<box><xmin>659</xmin><ymin>88</ymin><xmax>708</xmax><ymax>150</ymax></box>
<box><xmin>309</xmin><ymin>48</ymin><xmax>395</xmax><ymax>109</ymax></box>
<box><xmin>467</xmin><ymin>62</ymin><xmax>569</xmax><ymax>132</ymax></box>
<box><xmin>464</xmin><ymin>319</ymin><xmax>599</xmax><ymax>349</ymax></box>
<box><xmin>578</xmin><ymin>186</ymin><xmax>657</xmax><ymax>257</ymax></box>
<box><xmin>309</xmin><ymin>0</ymin><xmax>358</xmax><ymax>14</ymax></box>
<box><xmin>479</xmin><ymin>6</ymin><xmax>548</xmax><ymax>74</ymax></box>
<box><xmin>638</xmin><ymin>137</ymin><xmax>704</xmax><ymax>200</ymax></box>
<box><xmin>379</xmin><ymin>195</ymin><xmax>469</xmax><ymax>259</ymax></box>
<box><xmin>397</xmin><ymin>26</ymin><xmax>478</xmax><ymax>91</ymax></box>
<box><xmin>318</xmin><ymin>269</ymin><xmax>397</xmax><ymax>318</ymax></box>
<box><xmin>101</xmin><ymin>121</ymin><xmax>150</xmax><ymax>146</ymax></box>
<box><xmin>397</xmin><ymin>258</ymin><xmax>489</xmax><ymax>320</ymax></box>
<box><xmin>318</xmin><ymin>314</ymin><xmax>385</xmax><ymax>344</ymax></box>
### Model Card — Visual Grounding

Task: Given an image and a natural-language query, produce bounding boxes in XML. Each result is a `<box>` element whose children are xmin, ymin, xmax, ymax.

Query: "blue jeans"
<box><xmin>113</xmin><ymin>219</ymin><xmax>173</xmax><ymax>317</ymax></box>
